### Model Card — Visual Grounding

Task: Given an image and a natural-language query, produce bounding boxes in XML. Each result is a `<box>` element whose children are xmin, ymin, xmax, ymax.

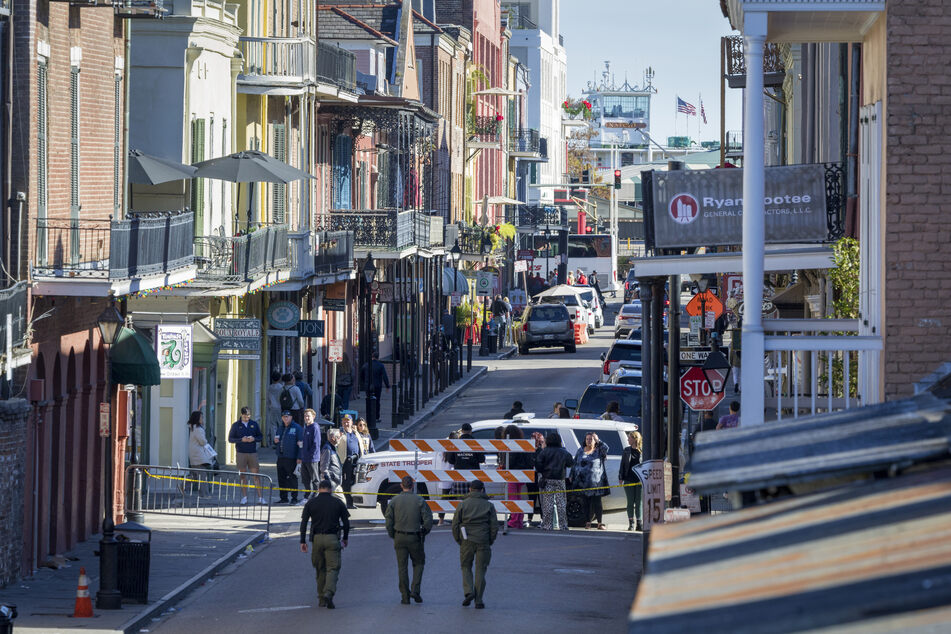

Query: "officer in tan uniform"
<box><xmin>451</xmin><ymin>479</ymin><xmax>499</xmax><ymax>609</ymax></box>
<box><xmin>384</xmin><ymin>475</ymin><xmax>433</xmax><ymax>604</ymax></box>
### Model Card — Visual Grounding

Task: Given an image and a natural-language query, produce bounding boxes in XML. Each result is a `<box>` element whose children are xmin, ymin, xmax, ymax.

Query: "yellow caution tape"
<box><xmin>141</xmin><ymin>469</ymin><xmax>641</xmax><ymax>499</ymax></box>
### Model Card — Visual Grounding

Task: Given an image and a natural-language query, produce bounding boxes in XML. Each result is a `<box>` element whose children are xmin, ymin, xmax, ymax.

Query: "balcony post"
<box><xmin>741</xmin><ymin>12</ymin><xmax>768</xmax><ymax>426</ymax></box>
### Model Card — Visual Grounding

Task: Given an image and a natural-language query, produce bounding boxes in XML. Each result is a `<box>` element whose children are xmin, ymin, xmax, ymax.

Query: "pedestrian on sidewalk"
<box><xmin>320</xmin><ymin>428</ymin><xmax>345</xmax><ymax>502</ymax></box>
<box><xmin>571</xmin><ymin>432</ymin><xmax>609</xmax><ymax>530</ymax></box>
<box><xmin>503</xmin><ymin>401</ymin><xmax>525</xmax><ymax>419</ymax></box>
<box><xmin>717</xmin><ymin>401</ymin><xmax>741</xmax><ymax>429</ymax></box>
<box><xmin>187</xmin><ymin>411</ymin><xmax>215</xmax><ymax>495</ymax></box>
<box><xmin>448</xmin><ymin>423</ymin><xmax>485</xmax><ymax>497</ymax></box>
<box><xmin>294</xmin><ymin>371</ymin><xmax>313</xmax><ymax>409</ymax></box>
<box><xmin>452</xmin><ymin>480</ymin><xmax>499</xmax><ymax>609</ymax></box>
<box><xmin>337</xmin><ymin>352</ymin><xmax>354</xmax><ymax>409</ymax></box>
<box><xmin>228</xmin><ymin>406</ymin><xmax>263</xmax><ymax>505</ymax></box>
<box><xmin>548</xmin><ymin>402</ymin><xmax>563</xmax><ymax>418</ymax></box>
<box><xmin>281</xmin><ymin>373</ymin><xmax>305</xmax><ymax>425</ymax></box>
<box><xmin>385</xmin><ymin>475</ymin><xmax>433</xmax><ymax>604</ymax></box>
<box><xmin>266</xmin><ymin>371</ymin><xmax>284</xmax><ymax>448</ymax></box>
<box><xmin>300</xmin><ymin>479</ymin><xmax>350</xmax><ymax>609</ymax></box>
<box><xmin>274</xmin><ymin>411</ymin><xmax>303</xmax><ymax>504</ymax></box>
<box><xmin>619</xmin><ymin>431</ymin><xmax>643</xmax><ymax>531</ymax></box>
<box><xmin>300</xmin><ymin>409</ymin><xmax>321</xmax><ymax>501</ymax></box>
<box><xmin>360</xmin><ymin>352</ymin><xmax>390</xmax><ymax>421</ymax></box>
<box><xmin>339</xmin><ymin>415</ymin><xmax>361</xmax><ymax>508</ymax></box>
<box><xmin>355</xmin><ymin>418</ymin><xmax>376</xmax><ymax>454</ymax></box>
<box><xmin>534</xmin><ymin>432</ymin><xmax>574</xmax><ymax>531</ymax></box>
<box><xmin>504</xmin><ymin>425</ymin><xmax>532</xmax><ymax>529</ymax></box>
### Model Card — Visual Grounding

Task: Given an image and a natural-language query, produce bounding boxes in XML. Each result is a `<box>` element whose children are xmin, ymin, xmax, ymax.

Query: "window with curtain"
<box><xmin>332</xmin><ymin>134</ymin><xmax>352</xmax><ymax>209</ymax></box>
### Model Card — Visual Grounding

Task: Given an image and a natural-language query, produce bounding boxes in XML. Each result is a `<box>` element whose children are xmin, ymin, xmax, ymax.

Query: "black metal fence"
<box><xmin>194</xmin><ymin>224</ymin><xmax>289</xmax><ymax>283</ymax></box>
<box><xmin>467</xmin><ymin>114</ymin><xmax>502</xmax><ymax>143</ymax></box>
<box><xmin>316</xmin><ymin>209</ymin><xmax>414</xmax><ymax>250</ymax></box>
<box><xmin>34</xmin><ymin>217</ymin><xmax>111</xmax><ymax>277</ymax></box>
<box><xmin>509</xmin><ymin>128</ymin><xmax>541</xmax><ymax>154</ymax></box>
<box><xmin>317</xmin><ymin>41</ymin><xmax>356</xmax><ymax>92</ymax></box>
<box><xmin>110</xmin><ymin>210</ymin><xmax>195</xmax><ymax>278</ymax></box>
<box><xmin>314</xmin><ymin>230</ymin><xmax>354</xmax><ymax>275</ymax></box>
<box><xmin>0</xmin><ymin>281</ymin><xmax>28</xmax><ymax>353</ymax></box>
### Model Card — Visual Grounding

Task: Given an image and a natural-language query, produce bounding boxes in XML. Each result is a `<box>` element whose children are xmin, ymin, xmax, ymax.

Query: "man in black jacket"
<box><xmin>447</xmin><ymin>423</ymin><xmax>484</xmax><ymax>496</ymax></box>
<box><xmin>503</xmin><ymin>401</ymin><xmax>525</xmax><ymax>419</ymax></box>
<box><xmin>300</xmin><ymin>480</ymin><xmax>350</xmax><ymax>608</ymax></box>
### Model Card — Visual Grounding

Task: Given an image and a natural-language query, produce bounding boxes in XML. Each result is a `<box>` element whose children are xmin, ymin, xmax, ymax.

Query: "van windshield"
<box><xmin>608</xmin><ymin>345</ymin><xmax>642</xmax><ymax>362</ymax></box>
<box><xmin>530</xmin><ymin>306</ymin><xmax>569</xmax><ymax>321</ymax></box>
<box><xmin>578</xmin><ymin>387</ymin><xmax>642</xmax><ymax>420</ymax></box>
<box><xmin>542</xmin><ymin>295</ymin><xmax>578</xmax><ymax>307</ymax></box>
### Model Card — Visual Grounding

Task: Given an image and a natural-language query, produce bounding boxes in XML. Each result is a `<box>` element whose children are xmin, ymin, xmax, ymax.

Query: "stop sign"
<box><xmin>680</xmin><ymin>366</ymin><xmax>727</xmax><ymax>411</ymax></box>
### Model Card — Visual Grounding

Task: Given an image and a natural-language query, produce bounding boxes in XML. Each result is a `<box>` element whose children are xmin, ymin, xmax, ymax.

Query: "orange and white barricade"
<box><xmin>389</xmin><ymin>438</ymin><xmax>535</xmax><ymax>453</ymax></box>
<box><xmin>426</xmin><ymin>499</ymin><xmax>533</xmax><ymax>514</ymax></box>
<box><xmin>395</xmin><ymin>469</ymin><xmax>535</xmax><ymax>484</ymax></box>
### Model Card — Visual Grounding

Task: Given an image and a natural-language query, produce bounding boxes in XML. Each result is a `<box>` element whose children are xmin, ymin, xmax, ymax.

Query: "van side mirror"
<box><xmin>600</xmin><ymin>352</ymin><xmax>606</xmax><ymax>361</ymax></box>
<box><xmin>564</xmin><ymin>399</ymin><xmax>578</xmax><ymax>410</ymax></box>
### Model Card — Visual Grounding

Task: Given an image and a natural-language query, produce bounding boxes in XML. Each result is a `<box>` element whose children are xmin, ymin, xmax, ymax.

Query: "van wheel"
<box><xmin>377</xmin><ymin>481</ymin><xmax>402</xmax><ymax>516</ymax></box>
<box><xmin>566</xmin><ymin>493</ymin><xmax>587</xmax><ymax>527</ymax></box>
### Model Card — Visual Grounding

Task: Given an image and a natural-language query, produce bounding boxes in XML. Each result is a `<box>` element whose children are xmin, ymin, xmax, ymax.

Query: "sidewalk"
<box><xmin>4</xmin><ymin>516</ymin><xmax>266</xmax><ymax>634</ymax></box>
<box><xmin>0</xmin><ymin>345</ymin><xmax>516</xmax><ymax>633</ymax></box>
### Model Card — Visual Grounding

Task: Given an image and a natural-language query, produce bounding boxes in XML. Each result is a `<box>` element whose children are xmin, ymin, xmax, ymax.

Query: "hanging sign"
<box><xmin>156</xmin><ymin>325</ymin><xmax>193</xmax><ymax>379</ymax></box>
<box><xmin>267</xmin><ymin>301</ymin><xmax>300</xmax><ymax>330</ymax></box>
<box><xmin>476</xmin><ymin>272</ymin><xmax>493</xmax><ymax>297</ymax></box>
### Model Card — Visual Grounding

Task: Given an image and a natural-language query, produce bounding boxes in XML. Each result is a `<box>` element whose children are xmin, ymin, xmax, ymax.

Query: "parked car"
<box><xmin>517</xmin><ymin>303</ymin><xmax>576</xmax><ymax>354</ymax></box>
<box><xmin>565</xmin><ymin>383</ymin><xmax>642</xmax><ymax>424</ymax></box>
<box><xmin>351</xmin><ymin>415</ymin><xmax>638</xmax><ymax>527</ymax></box>
<box><xmin>600</xmin><ymin>339</ymin><xmax>643</xmax><ymax>382</ymax></box>
<box><xmin>572</xmin><ymin>285</ymin><xmax>604</xmax><ymax>328</ymax></box>
<box><xmin>535</xmin><ymin>285</ymin><xmax>596</xmax><ymax>334</ymax></box>
<box><xmin>623</xmin><ymin>268</ymin><xmax>638</xmax><ymax>303</ymax></box>
<box><xmin>615</xmin><ymin>303</ymin><xmax>642</xmax><ymax>338</ymax></box>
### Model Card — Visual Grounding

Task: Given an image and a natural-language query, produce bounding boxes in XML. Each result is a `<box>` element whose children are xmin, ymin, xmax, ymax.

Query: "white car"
<box><xmin>600</xmin><ymin>339</ymin><xmax>643</xmax><ymax>382</ymax></box>
<box><xmin>535</xmin><ymin>285</ymin><xmax>596</xmax><ymax>334</ymax></box>
<box><xmin>615</xmin><ymin>303</ymin><xmax>642</xmax><ymax>338</ymax></box>
<box><xmin>572</xmin><ymin>285</ymin><xmax>604</xmax><ymax>329</ymax></box>
<box><xmin>351</xmin><ymin>416</ymin><xmax>639</xmax><ymax>527</ymax></box>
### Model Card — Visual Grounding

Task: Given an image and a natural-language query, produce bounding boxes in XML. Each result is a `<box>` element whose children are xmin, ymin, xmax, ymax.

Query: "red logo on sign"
<box><xmin>669</xmin><ymin>193</ymin><xmax>700</xmax><ymax>225</ymax></box>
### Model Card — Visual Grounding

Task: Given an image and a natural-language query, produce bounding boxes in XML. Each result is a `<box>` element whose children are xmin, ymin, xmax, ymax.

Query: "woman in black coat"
<box><xmin>534</xmin><ymin>432</ymin><xmax>574</xmax><ymax>530</ymax></box>
<box><xmin>618</xmin><ymin>431</ymin><xmax>643</xmax><ymax>531</ymax></box>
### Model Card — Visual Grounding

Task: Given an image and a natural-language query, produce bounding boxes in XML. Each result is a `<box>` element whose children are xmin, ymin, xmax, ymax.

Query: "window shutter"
<box><xmin>190</xmin><ymin>118</ymin><xmax>206</xmax><ymax>232</ymax></box>
<box><xmin>271</xmin><ymin>123</ymin><xmax>286</xmax><ymax>224</ymax></box>
<box><xmin>69</xmin><ymin>66</ymin><xmax>80</xmax><ymax>264</ymax></box>
<box><xmin>333</xmin><ymin>134</ymin><xmax>352</xmax><ymax>210</ymax></box>
<box><xmin>37</xmin><ymin>61</ymin><xmax>49</xmax><ymax>266</ymax></box>
<box><xmin>114</xmin><ymin>75</ymin><xmax>122</xmax><ymax>216</ymax></box>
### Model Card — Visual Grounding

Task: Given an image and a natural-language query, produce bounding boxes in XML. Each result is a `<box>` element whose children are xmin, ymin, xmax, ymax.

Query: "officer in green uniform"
<box><xmin>451</xmin><ymin>479</ymin><xmax>499</xmax><ymax>609</ymax></box>
<box><xmin>300</xmin><ymin>479</ymin><xmax>350</xmax><ymax>609</ymax></box>
<box><xmin>384</xmin><ymin>475</ymin><xmax>433</xmax><ymax>604</ymax></box>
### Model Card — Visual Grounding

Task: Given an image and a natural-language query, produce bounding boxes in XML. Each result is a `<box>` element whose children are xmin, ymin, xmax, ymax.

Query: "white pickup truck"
<box><xmin>352</xmin><ymin>416</ymin><xmax>639</xmax><ymax>526</ymax></box>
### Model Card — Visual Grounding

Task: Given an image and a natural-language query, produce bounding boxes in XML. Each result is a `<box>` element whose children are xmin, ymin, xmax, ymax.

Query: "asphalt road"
<box><xmin>145</xmin><ymin>299</ymin><xmax>642</xmax><ymax>633</ymax></box>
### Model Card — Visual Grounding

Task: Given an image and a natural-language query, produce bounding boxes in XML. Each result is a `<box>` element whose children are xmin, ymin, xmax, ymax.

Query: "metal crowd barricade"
<box><xmin>126</xmin><ymin>465</ymin><xmax>273</xmax><ymax>533</ymax></box>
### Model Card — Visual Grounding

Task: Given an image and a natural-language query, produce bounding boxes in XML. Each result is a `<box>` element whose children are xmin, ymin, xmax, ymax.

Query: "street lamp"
<box><xmin>96</xmin><ymin>301</ymin><xmax>123</xmax><ymax>610</ymax></box>
<box><xmin>362</xmin><ymin>253</ymin><xmax>377</xmax><ymax>285</ymax></box>
<box><xmin>701</xmin><ymin>348</ymin><xmax>731</xmax><ymax>394</ymax></box>
<box><xmin>361</xmin><ymin>254</ymin><xmax>377</xmax><ymax>431</ymax></box>
<box><xmin>449</xmin><ymin>241</ymin><xmax>462</xmax><ymax>379</ymax></box>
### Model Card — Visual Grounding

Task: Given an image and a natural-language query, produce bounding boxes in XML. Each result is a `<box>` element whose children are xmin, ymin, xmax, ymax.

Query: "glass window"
<box><xmin>608</xmin><ymin>344</ymin><xmax>642</xmax><ymax>362</ymax></box>
<box><xmin>576</xmin><ymin>290</ymin><xmax>594</xmax><ymax>303</ymax></box>
<box><xmin>568</xmin><ymin>235</ymin><xmax>612</xmax><ymax>258</ymax></box>
<box><xmin>572</xmin><ymin>429</ymin><xmax>624</xmax><ymax>455</ymax></box>
<box><xmin>621</xmin><ymin>304</ymin><xmax>642</xmax><ymax>315</ymax></box>
<box><xmin>577</xmin><ymin>387</ymin><xmax>642</xmax><ymax>422</ymax></box>
<box><xmin>541</xmin><ymin>295</ymin><xmax>578</xmax><ymax>306</ymax></box>
<box><xmin>529</xmin><ymin>306</ymin><xmax>569</xmax><ymax>321</ymax></box>
<box><xmin>616</xmin><ymin>374</ymin><xmax>641</xmax><ymax>386</ymax></box>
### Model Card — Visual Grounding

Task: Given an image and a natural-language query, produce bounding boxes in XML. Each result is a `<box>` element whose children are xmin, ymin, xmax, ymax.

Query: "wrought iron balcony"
<box><xmin>414</xmin><ymin>213</ymin><xmax>445</xmax><ymax>248</ymax></box>
<box><xmin>502</xmin><ymin>7</ymin><xmax>537</xmax><ymax>30</ymax></box>
<box><xmin>509</xmin><ymin>128</ymin><xmax>543</xmax><ymax>157</ymax></box>
<box><xmin>317</xmin><ymin>41</ymin><xmax>357</xmax><ymax>92</ymax></box>
<box><xmin>34</xmin><ymin>210</ymin><xmax>194</xmax><ymax>279</ymax></box>
<box><xmin>723</xmin><ymin>35</ymin><xmax>785</xmax><ymax>89</ymax></box>
<box><xmin>287</xmin><ymin>231</ymin><xmax>315</xmax><ymax>280</ymax></box>
<box><xmin>238</xmin><ymin>37</ymin><xmax>316</xmax><ymax>88</ymax></box>
<box><xmin>444</xmin><ymin>223</ymin><xmax>496</xmax><ymax>256</ymax></box>
<box><xmin>514</xmin><ymin>205</ymin><xmax>567</xmax><ymax>229</ymax></box>
<box><xmin>315</xmin><ymin>231</ymin><xmax>354</xmax><ymax>275</ymax></box>
<box><xmin>315</xmin><ymin>209</ymin><xmax>414</xmax><ymax>251</ymax></box>
<box><xmin>194</xmin><ymin>224</ymin><xmax>289</xmax><ymax>284</ymax></box>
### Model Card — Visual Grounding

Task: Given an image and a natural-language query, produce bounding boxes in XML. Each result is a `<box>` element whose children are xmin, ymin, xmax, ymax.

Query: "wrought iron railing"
<box><xmin>467</xmin><ymin>114</ymin><xmax>502</xmax><ymax>143</ymax></box>
<box><xmin>315</xmin><ymin>230</ymin><xmax>354</xmax><ymax>275</ymax></box>
<box><xmin>445</xmin><ymin>223</ymin><xmax>494</xmax><ymax>256</ymax></box>
<box><xmin>0</xmin><ymin>281</ymin><xmax>28</xmax><ymax>354</ymax></box>
<box><xmin>509</xmin><ymin>128</ymin><xmax>541</xmax><ymax>154</ymax></box>
<box><xmin>194</xmin><ymin>224</ymin><xmax>289</xmax><ymax>283</ymax></box>
<box><xmin>111</xmin><ymin>210</ymin><xmax>195</xmax><ymax>278</ymax></box>
<box><xmin>414</xmin><ymin>213</ymin><xmax>445</xmax><ymax>248</ymax></box>
<box><xmin>315</xmin><ymin>209</ymin><xmax>414</xmax><ymax>250</ymax></box>
<box><xmin>514</xmin><ymin>205</ymin><xmax>567</xmax><ymax>228</ymax></box>
<box><xmin>317</xmin><ymin>41</ymin><xmax>357</xmax><ymax>92</ymax></box>
<box><xmin>35</xmin><ymin>217</ymin><xmax>111</xmax><ymax>277</ymax></box>
<box><xmin>502</xmin><ymin>8</ymin><xmax>537</xmax><ymax>30</ymax></box>
<box><xmin>239</xmin><ymin>36</ymin><xmax>316</xmax><ymax>85</ymax></box>
<box><xmin>723</xmin><ymin>36</ymin><xmax>785</xmax><ymax>87</ymax></box>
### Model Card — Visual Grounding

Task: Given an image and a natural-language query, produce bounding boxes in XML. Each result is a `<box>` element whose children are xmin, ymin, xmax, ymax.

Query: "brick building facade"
<box><xmin>0</xmin><ymin>399</ymin><xmax>29</xmax><ymax>588</ymax></box>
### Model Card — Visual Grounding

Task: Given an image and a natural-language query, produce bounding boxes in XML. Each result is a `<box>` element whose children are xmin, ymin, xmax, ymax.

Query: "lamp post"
<box><xmin>361</xmin><ymin>254</ymin><xmax>377</xmax><ymax>431</ymax></box>
<box><xmin>449</xmin><ymin>240</ymin><xmax>462</xmax><ymax>381</ymax></box>
<box><xmin>96</xmin><ymin>302</ymin><xmax>123</xmax><ymax>610</ymax></box>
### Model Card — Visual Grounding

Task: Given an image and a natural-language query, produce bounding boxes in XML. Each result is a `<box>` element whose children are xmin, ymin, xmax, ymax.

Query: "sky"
<box><xmin>560</xmin><ymin>0</ymin><xmax>744</xmax><ymax>144</ymax></box>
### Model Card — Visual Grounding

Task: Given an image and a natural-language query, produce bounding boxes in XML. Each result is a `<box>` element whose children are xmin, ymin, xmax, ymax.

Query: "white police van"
<box><xmin>352</xmin><ymin>414</ymin><xmax>639</xmax><ymax>526</ymax></box>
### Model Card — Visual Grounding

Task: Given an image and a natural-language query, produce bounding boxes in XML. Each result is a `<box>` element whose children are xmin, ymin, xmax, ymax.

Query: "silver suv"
<box><xmin>517</xmin><ymin>303</ymin><xmax>576</xmax><ymax>354</ymax></box>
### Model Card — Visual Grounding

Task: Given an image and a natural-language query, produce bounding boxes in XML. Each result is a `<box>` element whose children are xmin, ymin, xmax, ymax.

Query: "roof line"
<box><xmin>318</xmin><ymin>6</ymin><xmax>400</xmax><ymax>46</ymax></box>
<box><xmin>412</xmin><ymin>10</ymin><xmax>442</xmax><ymax>32</ymax></box>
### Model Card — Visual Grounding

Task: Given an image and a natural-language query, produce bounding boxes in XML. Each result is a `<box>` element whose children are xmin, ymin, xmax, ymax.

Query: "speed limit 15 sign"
<box><xmin>634</xmin><ymin>460</ymin><xmax>667</xmax><ymax>531</ymax></box>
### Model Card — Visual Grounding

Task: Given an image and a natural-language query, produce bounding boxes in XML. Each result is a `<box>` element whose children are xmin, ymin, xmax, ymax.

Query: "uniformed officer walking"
<box><xmin>300</xmin><ymin>479</ymin><xmax>350</xmax><ymax>609</ymax></box>
<box><xmin>384</xmin><ymin>475</ymin><xmax>433</xmax><ymax>604</ymax></box>
<box><xmin>451</xmin><ymin>480</ymin><xmax>499</xmax><ymax>609</ymax></box>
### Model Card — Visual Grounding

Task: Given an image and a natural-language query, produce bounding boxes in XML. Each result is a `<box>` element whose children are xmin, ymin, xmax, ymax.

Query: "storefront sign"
<box><xmin>214</xmin><ymin>318</ymin><xmax>261</xmax><ymax>352</ymax></box>
<box><xmin>649</xmin><ymin>163</ymin><xmax>829</xmax><ymax>249</ymax></box>
<box><xmin>156</xmin><ymin>325</ymin><xmax>193</xmax><ymax>379</ymax></box>
<box><xmin>267</xmin><ymin>301</ymin><xmax>300</xmax><ymax>330</ymax></box>
<box><xmin>298</xmin><ymin>320</ymin><xmax>325</xmax><ymax>338</ymax></box>
<box><xmin>99</xmin><ymin>402</ymin><xmax>111</xmax><ymax>438</ymax></box>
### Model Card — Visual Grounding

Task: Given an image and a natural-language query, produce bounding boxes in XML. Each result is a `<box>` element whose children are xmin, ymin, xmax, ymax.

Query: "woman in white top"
<box><xmin>187</xmin><ymin>411</ymin><xmax>215</xmax><ymax>495</ymax></box>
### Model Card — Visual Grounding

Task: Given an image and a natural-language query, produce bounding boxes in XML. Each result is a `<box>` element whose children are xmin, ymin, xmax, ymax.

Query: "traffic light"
<box><xmin>582</xmin><ymin>168</ymin><xmax>590</xmax><ymax>184</ymax></box>
<box><xmin>614</xmin><ymin>169</ymin><xmax>621</xmax><ymax>190</ymax></box>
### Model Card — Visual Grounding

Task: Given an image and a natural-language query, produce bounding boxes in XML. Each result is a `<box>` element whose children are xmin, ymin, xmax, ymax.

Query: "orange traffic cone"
<box><xmin>73</xmin><ymin>567</ymin><xmax>94</xmax><ymax>618</ymax></box>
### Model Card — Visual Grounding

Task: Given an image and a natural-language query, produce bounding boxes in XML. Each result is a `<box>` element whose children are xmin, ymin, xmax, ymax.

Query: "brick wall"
<box><xmin>884</xmin><ymin>0</ymin><xmax>951</xmax><ymax>398</ymax></box>
<box><xmin>0</xmin><ymin>399</ymin><xmax>30</xmax><ymax>588</ymax></box>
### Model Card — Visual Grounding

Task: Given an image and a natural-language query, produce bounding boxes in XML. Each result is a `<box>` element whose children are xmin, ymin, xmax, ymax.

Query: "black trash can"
<box><xmin>487</xmin><ymin>331</ymin><xmax>497</xmax><ymax>353</ymax></box>
<box><xmin>115</xmin><ymin>521</ymin><xmax>151</xmax><ymax>604</ymax></box>
<box><xmin>0</xmin><ymin>604</ymin><xmax>16</xmax><ymax>634</ymax></box>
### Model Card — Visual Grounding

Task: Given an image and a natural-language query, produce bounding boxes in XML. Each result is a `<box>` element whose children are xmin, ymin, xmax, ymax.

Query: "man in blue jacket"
<box><xmin>299</xmin><ymin>408</ymin><xmax>322</xmax><ymax>502</ymax></box>
<box><xmin>274</xmin><ymin>410</ymin><xmax>303</xmax><ymax>504</ymax></box>
<box><xmin>228</xmin><ymin>406</ymin><xmax>263</xmax><ymax>505</ymax></box>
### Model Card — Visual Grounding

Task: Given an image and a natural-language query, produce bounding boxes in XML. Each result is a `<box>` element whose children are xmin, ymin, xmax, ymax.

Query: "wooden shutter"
<box><xmin>114</xmin><ymin>74</ymin><xmax>122</xmax><ymax>216</ymax></box>
<box><xmin>37</xmin><ymin>61</ymin><xmax>48</xmax><ymax>266</ymax></box>
<box><xmin>190</xmin><ymin>118</ymin><xmax>206</xmax><ymax>232</ymax></box>
<box><xmin>271</xmin><ymin>123</ymin><xmax>286</xmax><ymax>224</ymax></box>
<box><xmin>69</xmin><ymin>66</ymin><xmax>80</xmax><ymax>264</ymax></box>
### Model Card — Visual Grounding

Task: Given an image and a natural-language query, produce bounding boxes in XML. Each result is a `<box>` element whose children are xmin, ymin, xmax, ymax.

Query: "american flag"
<box><xmin>700</xmin><ymin>100</ymin><xmax>707</xmax><ymax>124</ymax></box>
<box><xmin>677</xmin><ymin>96</ymin><xmax>696</xmax><ymax>116</ymax></box>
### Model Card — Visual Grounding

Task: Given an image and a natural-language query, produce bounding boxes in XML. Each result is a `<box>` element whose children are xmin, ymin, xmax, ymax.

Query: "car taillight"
<box><xmin>567</xmin><ymin>320</ymin><xmax>572</xmax><ymax>329</ymax></box>
<box><xmin>523</xmin><ymin>323</ymin><xmax>528</xmax><ymax>332</ymax></box>
<box><xmin>573</xmin><ymin>414</ymin><xmax>580</xmax><ymax>419</ymax></box>
<box><xmin>603</xmin><ymin>360</ymin><xmax>611</xmax><ymax>374</ymax></box>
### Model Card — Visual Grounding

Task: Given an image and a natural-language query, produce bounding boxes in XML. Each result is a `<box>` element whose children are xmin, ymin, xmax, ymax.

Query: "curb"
<box><xmin>119</xmin><ymin>530</ymin><xmax>265</xmax><ymax>634</ymax></box>
<box><xmin>381</xmin><ymin>346</ymin><xmax>516</xmax><ymax>441</ymax></box>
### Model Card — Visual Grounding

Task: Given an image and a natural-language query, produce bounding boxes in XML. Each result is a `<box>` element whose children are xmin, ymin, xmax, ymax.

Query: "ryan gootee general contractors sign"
<box><xmin>649</xmin><ymin>163</ymin><xmax>829</xmax><ymax>249</ymax></box>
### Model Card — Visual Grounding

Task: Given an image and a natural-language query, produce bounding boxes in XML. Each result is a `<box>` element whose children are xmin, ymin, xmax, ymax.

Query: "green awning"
<box><xmin>111</xmin><ymin>327</ymin><xmax>161</xmax><ymax>386</ymax></box>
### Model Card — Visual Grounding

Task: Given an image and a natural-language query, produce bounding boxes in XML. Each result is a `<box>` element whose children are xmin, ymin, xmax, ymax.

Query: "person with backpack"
<box><xmin>266</xmin><ymin>371</ymin><xmax>284</xmax><ymax>448</ymax></box>
<box><xmin>280</xmin><ymin>373</ymin><xmax>305</xmax><ymax>425</ymax></box>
